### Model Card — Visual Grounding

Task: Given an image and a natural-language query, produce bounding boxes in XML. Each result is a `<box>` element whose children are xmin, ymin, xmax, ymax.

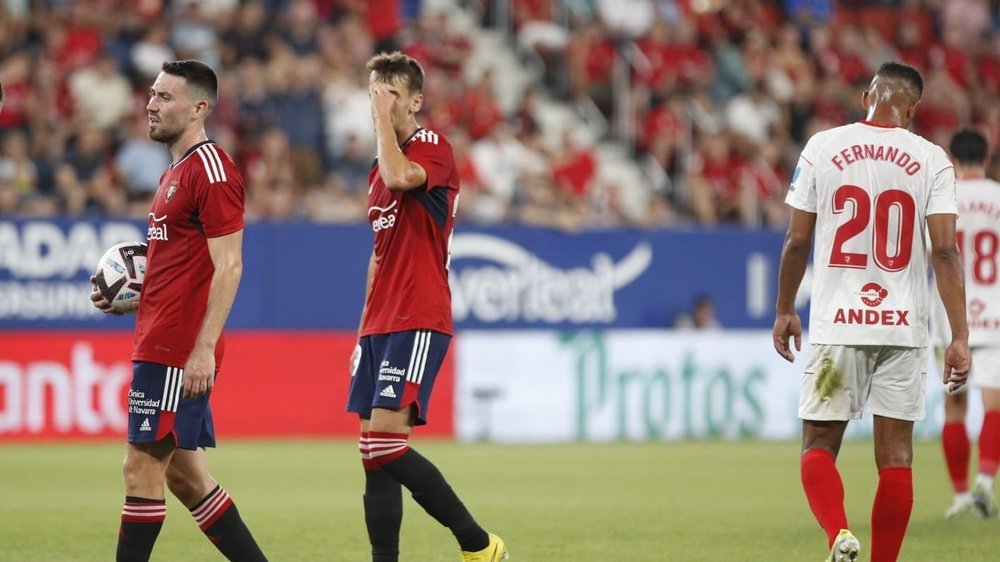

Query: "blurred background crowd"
<box><xmin>0</xmin><ymin>0</ymin><xmax>998</xmax><ymax>229</ymax></box>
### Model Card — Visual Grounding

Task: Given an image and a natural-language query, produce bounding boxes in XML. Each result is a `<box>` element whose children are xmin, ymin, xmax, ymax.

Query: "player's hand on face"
<box><xmin>182</xmin><ymin>347</ymin><xmax>215</xmax><ymax>400</ymax></box>
<box><xmin>89</xmin><ymin>274</ymin><xmax>123</xmax><ymax>316</ymax></box>
<box><xmin>369</xmin><ymin>85</ymin><xmax>395</xmax><ymax>119</ymax></box>
<box><xmin>943</xmin><ymin>338</ymin><xmax>971</xmax><ymax>393</ymax></box>
<box><xmin>772</xmin><ymin>313</ymin><xmax>802</xmax><ymax>363</ymax></box>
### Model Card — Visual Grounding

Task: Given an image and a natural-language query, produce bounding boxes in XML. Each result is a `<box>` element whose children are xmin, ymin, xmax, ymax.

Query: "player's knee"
<box><xmin>875</xmin><ymin>449</ymin><xmax>913</xmax><ymax>470</ymax></box>
<box><xmin>165</xmin><ymin>463</ymin><xmax>200</xmax><ymax>499</ymax></box>
<box><xmin>122</xmin><ymin>449</ymin><xmax>168</xmax><ymax>494</ymax></box>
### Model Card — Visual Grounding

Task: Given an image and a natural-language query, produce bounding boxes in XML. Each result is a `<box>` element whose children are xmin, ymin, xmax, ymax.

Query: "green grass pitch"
<box><xmin>1</xmin><ymin>439</ymin><xmax>999</xmax><ymax>561</ymax></box>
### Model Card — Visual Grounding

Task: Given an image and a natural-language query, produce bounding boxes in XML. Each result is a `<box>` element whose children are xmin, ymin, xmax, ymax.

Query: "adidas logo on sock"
<box><xmin>379</xmin><ymin>386</ymin><xmax>397</xmax><ymax>398</ymax></box>
<box><xmin>140</xmin><ymin>418</ymin><xmax>152</xmax><ymax>432</ymax></box>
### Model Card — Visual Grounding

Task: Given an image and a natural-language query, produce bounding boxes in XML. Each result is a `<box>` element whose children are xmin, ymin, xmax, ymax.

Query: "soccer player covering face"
<box><xmin>933</xmin><ymin>129</ymin><xmax>1000</xmax><ymax>519</ymax></box>
<box><xmin>773</xmin><ymin>62</ymin><xmax>971</xmax><ymax>562</ymax></box>
<box><xmin>345</xmin><ymin>51</ymin><xmax>507</xmax><ymax>562</ymax></box>
<box><xmin>89</xmin><ymin>61</ymin><xmax>267</xmax><ymax>562</ymax></box>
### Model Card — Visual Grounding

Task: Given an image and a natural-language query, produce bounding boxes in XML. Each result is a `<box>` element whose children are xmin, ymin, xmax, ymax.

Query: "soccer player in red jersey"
<box><xmin>773</xmin><ymin>62</ymin><xmax>971</xmax><ymax>562</ymax></box>
<box><xmin>90</xmin><ymin>61</ymin><xmax>267</xmax><ymax>562</ymax></box>
<box><xmin>346</xmin><ymin>51</ymin><xmax>507</xmax><ymax>562</ymax></box>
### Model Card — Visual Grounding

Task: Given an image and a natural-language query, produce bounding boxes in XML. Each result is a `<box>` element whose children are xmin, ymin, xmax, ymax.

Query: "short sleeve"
<box><xmin>406</xmin><ymin>134</ymin><xmax>454</xmax><ymax>192</ymax></box>
<box><xmin>785</xmin><ymin>138</ymin><xmax>819</xmax><ymax>213</ymax></box>
<box><xmin>194</xmin><ymin>150</ymin><xmax>245</xmax><ymax>237</ymax></box>
<box><xmin>927</xmin><ymin>146</ymin><xmax>957</xmax><ymax>216</ymax></box>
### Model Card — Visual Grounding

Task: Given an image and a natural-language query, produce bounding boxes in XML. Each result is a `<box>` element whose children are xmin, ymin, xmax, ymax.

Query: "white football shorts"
<box><xmin>799</xmin><ymin>344</ymin><xmax>927</xmax><ymax>422</ymax></box>
<box><xmin>933</xmin><ymin>345</ymin><xmax>1000</xmax><ymax>393</ymax></box>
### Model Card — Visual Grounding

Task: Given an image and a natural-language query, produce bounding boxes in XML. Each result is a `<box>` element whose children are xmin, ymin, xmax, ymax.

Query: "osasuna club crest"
<box><xmin>165</xmin><ymin>181</ymin><xmax>178</xmax><ymax>202</ymax></box>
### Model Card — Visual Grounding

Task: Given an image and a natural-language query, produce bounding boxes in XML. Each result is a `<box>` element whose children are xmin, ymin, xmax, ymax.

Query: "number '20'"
<box><xmin>830</xmin><ymin>185</ymin><xmax>916</xmax><ymax>271</ymax></box>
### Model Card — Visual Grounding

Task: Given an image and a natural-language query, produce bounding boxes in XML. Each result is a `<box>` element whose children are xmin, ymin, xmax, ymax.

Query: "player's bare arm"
<box><xmin>773</xmin><ymin>209</ymin><xmax>816</xmax><ymax>362</ymax></box>
<box><xmin>370</xmin><ymin>83</ymin><xmax>427</xmax><ymax>192</ymax></box>
<box><xmin>928</xmin><ymin>212</ymin><xmax>971</xmax><ymax>391</ymax></box>
<box><xmin>184</xmin><ymin>229</ymin><xmax>244</xmax><ymax>399</ymax></box>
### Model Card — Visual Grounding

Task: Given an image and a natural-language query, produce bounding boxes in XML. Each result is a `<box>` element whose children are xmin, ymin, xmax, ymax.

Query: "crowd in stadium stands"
<box><xmin>0</xmin><ymin>0</ymin><xmax>998</xmax><ymax>229</ymax></box>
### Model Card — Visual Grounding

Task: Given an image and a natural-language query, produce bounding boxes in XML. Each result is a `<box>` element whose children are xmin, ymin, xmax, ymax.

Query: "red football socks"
<box><xmin>942</xmin><ymin>421</ymin><xmax>970</xmax><ymax>492</ymax></box>
<box><xmin>979</xmin><ymin>411</ymin><xmax>1000</xmax><ymax>477</ymax></box>
<box><xmin>801</xmin><ymin>448</ymin><xmax>848</xmax><ymax>547</ymax></box>
<box><xmin>870</xmin><ymin>467</ymin><xmax>912</xmax><ymax>562</ymax></box>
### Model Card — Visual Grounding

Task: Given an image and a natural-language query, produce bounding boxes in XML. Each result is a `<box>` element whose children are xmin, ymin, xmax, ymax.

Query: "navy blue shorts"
<box><xmin>127</xmin><ymin>362</ymin><xmax>216</xmax><ymax>450</ymax></box>
<box><xmin>346</xmin><ymin>329</ymin><xmax>450</xmax><ymax>425</ymax></box>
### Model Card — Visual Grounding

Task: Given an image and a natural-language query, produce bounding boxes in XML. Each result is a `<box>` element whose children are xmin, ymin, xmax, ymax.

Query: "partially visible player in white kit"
<box><xmin>773</xmin><ymin>62</ymin><xmax>971</xmax><ymax>562</ymax></box>
<box><xmin>934</xmin><ymin>128</ymin><xmax>1000</xmax><ymax>519</ymax></box>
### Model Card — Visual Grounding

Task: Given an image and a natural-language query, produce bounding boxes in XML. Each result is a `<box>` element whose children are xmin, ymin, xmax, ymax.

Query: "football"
<box><xmin>94</xmin><ymin>242</ymin><xmax>147</xmax><ymax>314</ymax></box>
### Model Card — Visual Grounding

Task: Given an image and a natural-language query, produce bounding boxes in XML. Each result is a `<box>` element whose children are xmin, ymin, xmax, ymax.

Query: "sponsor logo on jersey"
<box><xmin>379</xmin><ymin>385</ymin><xmax>397</xmax><ymax>398</ymax></box>
<box><xmin>833</xmin><ymin>308</ymin><xmax>910</xmax><ymax>326</ymax></box>
<box><xmin>139</xmin><ymin>418</ymin><xmax>152</xmax><ymax>431</ymax></box>
<box><xmin>856</xmin><ymin>282</ymin><xmax>888</xmax><ymax>307</ymax></box>
<box><xmin>147</xmin><ymin>212</ymin><xmax>168</xmax><ymax>241</ymax></box>
<box><xmin>835</xmin><ymin>282</ymin><xmax>908</xmax><ymax>325</ymax></box>
<box><xmin>369</xmin><ymin>201</ymin><xmax>398</xmax><ymax>232</ymax></box>
<box><xmin>969</xmin><ymin>298</ymin><xmax>1000</xmax><ymax>330</ymax></box>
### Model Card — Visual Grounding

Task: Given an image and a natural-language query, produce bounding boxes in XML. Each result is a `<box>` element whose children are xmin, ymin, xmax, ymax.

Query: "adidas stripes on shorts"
<box><xmin>346</xmin><ymin>329</ymin><xmax>450</xmax><ymax>426</ymax></box>
<box><xmin>127</xmin><ymin>361</ymin><xmax>216</xmax><ymax>450</ymax></box>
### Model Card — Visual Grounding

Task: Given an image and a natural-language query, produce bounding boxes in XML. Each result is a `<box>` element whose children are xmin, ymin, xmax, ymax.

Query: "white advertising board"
<box><xmin>455</xmin><ymin>330</ymin><xmax>976</xmax><ymax>443</ymax></box>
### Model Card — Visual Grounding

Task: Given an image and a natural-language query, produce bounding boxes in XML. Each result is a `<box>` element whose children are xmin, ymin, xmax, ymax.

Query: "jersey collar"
<box><xmin>858</xmin><ymin>120</ymin><xmax>901</xmax><ymax>129</ymax></box>
<box><xmin>171</xmin><ymin>140</ymin><xmax>215</xmax><ymax>169</ymax></box>
<box><xmin>399</xmin><ymin>127</ymin><xmax>424</xmax><ymax>150</ymax></box>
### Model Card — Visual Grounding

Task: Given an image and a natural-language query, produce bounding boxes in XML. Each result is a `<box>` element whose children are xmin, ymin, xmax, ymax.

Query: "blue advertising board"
<box><xmin>0</xmin><ymin>219</ymin><xmax>792</xmax><ymax>330</ymax></box>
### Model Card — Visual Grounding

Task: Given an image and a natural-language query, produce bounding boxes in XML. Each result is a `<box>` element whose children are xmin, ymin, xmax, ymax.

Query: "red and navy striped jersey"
<box><xmin>133</xmin><ymin>140</ymin><xmax>245</xmax><ymax>368</ymax></box>
<box><xmin>362</xmin><ymin>128</ymin><xmax>459</xmax><ymax>336</ymax></box>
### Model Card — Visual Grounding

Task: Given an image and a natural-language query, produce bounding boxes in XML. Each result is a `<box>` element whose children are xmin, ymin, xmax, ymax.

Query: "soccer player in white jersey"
<box><xmin>934</xmin><ymin>129</ymin><xmax>1000</xmax><ymax>519</ymax></box>
<box><xmin>773</xmin><ymin>62</ymin><xmax>971</xmax><ymax>562</ymax></box>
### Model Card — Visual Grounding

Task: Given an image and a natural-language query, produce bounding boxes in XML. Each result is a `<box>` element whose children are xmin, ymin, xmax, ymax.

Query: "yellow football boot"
<box><xmin>460</xmin><ymin>533</ymin><xmax>508</xmax><ymax>561</ymax></box>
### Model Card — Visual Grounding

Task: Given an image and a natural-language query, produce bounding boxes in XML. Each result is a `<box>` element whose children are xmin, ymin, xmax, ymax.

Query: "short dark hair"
<box><xmin>367</xmin><ymin>51</ymin><xmax>424</xmax><ymax>93</ymax></box>
<box><xmin>161</xmin><ymin>60</ymin><xmax>218</xmax><ymax>106</ymax></box>
<box><xmin>949</xmin><ymin>128</ymin><xmax>989</xmax><ymax>166</ymax></box>
<box><xmin>874</xmin><ymin>61</ymin><xmax>923</xmax><ymax>99</ymax></box>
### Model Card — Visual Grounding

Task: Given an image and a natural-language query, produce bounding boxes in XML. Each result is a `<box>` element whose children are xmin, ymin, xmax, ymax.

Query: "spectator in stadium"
<box><xmin>114</xmin><ymin>113</ymin><xmax>173</xmax><ymax>212</ymax></box>
<box><xmin>67</xmin><ymin>52</ymin><xmax>132</xmax><ymax>130</ymax></box>
<box><xmin>0</xmin><ymin>79</ymin><xmax>12</xmax><ymax>213</ymax></box>
<box><xmin>0</xmin><ymin>0</ymin><xmax>997</xmax><ymax>228</ymax></box>
<box><xmin>0</xmin><ymin>129</ymin><xmax>38</xmax><ymax>204</ymax></box>
<box><xmin>89</xmin><ymin>60</ymin><xmax>268</xmax><ymax>562</ymax></box>
<box><xmin>674</xmin><ymin>294</ymin><xmax>721</xmax><ymax>330</ymax></box>
<box><xmin>346</xmin><ymin>51</ymin><xmax>507</xmax><ymax>562</ymax></box>
<box><xmin>935</xmin><ymin>129</ymin><xmax>1000</xmax><ymax>520</ymax></box>
<box><xmin>773</xmin><ymin>62</ymin><xmax>970</xmax><ymax>562</ymax></box>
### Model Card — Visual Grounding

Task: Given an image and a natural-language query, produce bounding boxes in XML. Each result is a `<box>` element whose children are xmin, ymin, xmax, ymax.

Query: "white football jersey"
<box><xmin>786</xmin><ymin>121</ymin><xmax>957</xmax><ymax>347</ymax></box>
<box><xmin>930</xmin><ymin>178</ymin><xmax>1000</xmax><ymax>347</ymax></box>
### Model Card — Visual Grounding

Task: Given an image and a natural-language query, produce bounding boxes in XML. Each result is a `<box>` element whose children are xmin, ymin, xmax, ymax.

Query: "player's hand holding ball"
<box><xmin>91</xmin><ymin>242</ymin><xmax>147</xmax><ymax>315</ymax></box>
